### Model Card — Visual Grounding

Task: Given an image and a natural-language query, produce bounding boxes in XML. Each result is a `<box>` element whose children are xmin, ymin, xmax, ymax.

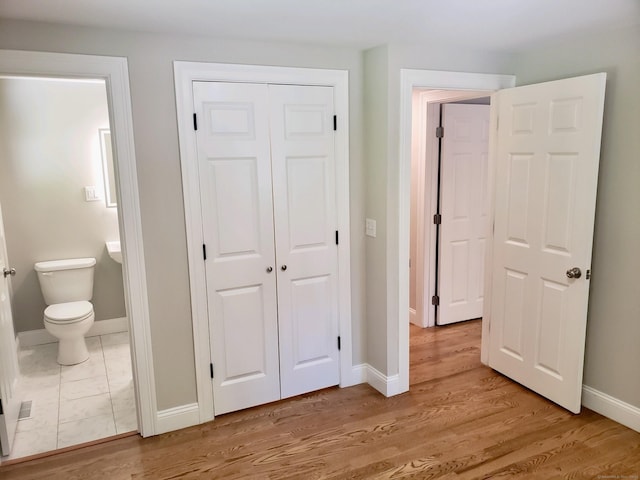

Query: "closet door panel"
<box><xmin>269</xmin><ymin>84</ymin><xmax>340</xmax><ymax>399</ymax></box>
<box><xmin>193</xmin><ymin>81</ymin><xmax>280</xmax><ymax>415</ymax></box>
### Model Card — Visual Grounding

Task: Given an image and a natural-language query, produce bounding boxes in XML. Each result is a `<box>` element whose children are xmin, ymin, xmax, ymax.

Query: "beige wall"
<box><xmin>0</xmin><ymin>76</ymin><xmax>126</xmax><ymax>332</ymax></box>
<box><xmin>509</xmin><ymin>25</ymin><xmax>640</xmax><ymax>408</ymax></box>
<box><xmin>0</xmin><ymin>19</ymin><xmax>365</xmax><ymax>411</ymax></box>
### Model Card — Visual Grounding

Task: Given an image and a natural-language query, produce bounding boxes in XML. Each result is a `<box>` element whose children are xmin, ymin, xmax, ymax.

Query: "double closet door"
<box><xmin>193</xmin><ymin>82</ymin><xmax>340</xmax><ymax>415</ymax></box>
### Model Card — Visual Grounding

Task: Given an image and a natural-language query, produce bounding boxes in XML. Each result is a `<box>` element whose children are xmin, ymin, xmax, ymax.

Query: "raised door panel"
<box><xmin>193</xmin><ymin>82</ymin><xmax>280</xmax><ymax>415</ymax></box>
<box><xmin>268</xmin><ymin>84</ymin><xmax>340</xmax><ymax>399</ymax></box>
<box><xmin>489</xmin><ymin>73</ymin><xmax>606</xmax><ymax>413</ymax></box>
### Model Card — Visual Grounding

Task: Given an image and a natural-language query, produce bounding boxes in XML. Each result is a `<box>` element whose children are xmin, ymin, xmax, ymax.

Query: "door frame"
<box><xmin>412</xmin><ymin>91</ymin><xmax>493</xmax><ymax>329</ymax></box>
<box><xmin>398</xmin><ymin>69</ymin><xmax>516</xmax><ymax>392</ymax></box>
<box><xmin>0</xmin><ymin>50</ymin><xmax>156</xmax><ymax>436</ymax></box>
<box><xmin>174</xmin><ymin>62</ymin><xmax>353</xmax><ymax>423</ymax></box>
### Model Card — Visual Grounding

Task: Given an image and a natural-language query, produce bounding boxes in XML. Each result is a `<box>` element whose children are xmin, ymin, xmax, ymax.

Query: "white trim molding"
<box><xmin>365</xmin><ymin>365</ymin><xmax>401</xmax><ymax>397</ymax></box>
<box><xmin>173</xmin><ymin>61</ymin><xmax>354</xmax><ymax>423</ymax></box>
<box><xmin>397</xmin><ymin>69</ymin><xmax>516</xmax><ymax>394</ymax></box>
<box><xmin>0</xmin><ymin>50</ymin><xmax>156</xmax><ymax>437</ymax></box>
<box><xmin>582</xmin><ymin>385</ymin><xmax>640</xmax><ymax>433</ymax></box>
<box><xmin>156</xmin><ymin>403</ymin><xmax>200</xmax><ymax>435</ymax></box>
<box><xmin>18</xmin><ymin>317</ymin><xmax>128</xmax><ymax>347</ymax></box>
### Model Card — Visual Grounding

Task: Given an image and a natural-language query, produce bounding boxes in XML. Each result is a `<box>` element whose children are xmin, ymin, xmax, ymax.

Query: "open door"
<box><xmin>488</xmin><ymin>73</ymin><xmax>606</xmax><ymax>413</ymax></box>
<box><xmin>0</xmin><ymin>203</ymin><xmax>21</xmax><ymax>456</ymax></box>
<box><xmin>438</xmin><ymin>103</ymin><xmax>490</xmax><ymax>325</ymax></box>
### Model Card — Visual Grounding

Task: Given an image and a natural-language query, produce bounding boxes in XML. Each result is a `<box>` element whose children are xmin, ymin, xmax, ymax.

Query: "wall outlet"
<box><xmin>365</xmin><ymin>218</ymin><xmax>377</xmax><ymax>238</ymax></box>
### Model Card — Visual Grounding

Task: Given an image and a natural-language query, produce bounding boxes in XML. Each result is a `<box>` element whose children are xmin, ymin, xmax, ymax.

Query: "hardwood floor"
<box><xmin>2</xmin><ymin>320</ymin><xmax>639</xmax><ymax>479</ymax></box>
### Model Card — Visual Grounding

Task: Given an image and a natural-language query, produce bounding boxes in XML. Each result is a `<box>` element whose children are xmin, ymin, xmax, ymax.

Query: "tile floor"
<box><xmin>5</xmin><ymin>332</ymin><xmax>137</xmax><ymax>460</ymax></box>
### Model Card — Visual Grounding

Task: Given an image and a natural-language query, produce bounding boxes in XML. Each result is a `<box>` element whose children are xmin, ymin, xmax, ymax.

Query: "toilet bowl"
<box><xmin>35</xmin><ymin>258</ymin><xmax>96</xmax><ymax>366</ymax></box>
<box><xmin>43</xmin><ymin>301</ymin><xmax>95</xmax><ymax>365</ymax></box>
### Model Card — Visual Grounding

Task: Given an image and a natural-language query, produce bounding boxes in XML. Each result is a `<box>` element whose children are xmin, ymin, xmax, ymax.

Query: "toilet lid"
<box><xmin>45</xmin><ymin>301</ymin><xmax>93</xmax><ymax>323</ymax></box>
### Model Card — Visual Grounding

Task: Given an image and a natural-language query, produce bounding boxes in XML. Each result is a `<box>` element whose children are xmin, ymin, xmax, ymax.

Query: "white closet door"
<box><xmin>193</xmin><ymin>82</ymin><xmax>280</xmax><ymax>415</ymax></box>
<box><xmin>268</xmin><ymin>84</ymin><xmax>340</xmax><ymax>399</ymax></box>
<box><xmin>488</xmin><ymin>74</ymin><xmax>606</xmax><ymax>413</ymax></box>
<box><xmin>439</xmin><ymin>104</ymin><xmax>490</xmax><ymax>325</ymax></box>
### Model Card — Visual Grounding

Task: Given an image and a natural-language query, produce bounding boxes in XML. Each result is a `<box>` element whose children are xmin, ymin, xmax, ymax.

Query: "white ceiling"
<box><xmin>0</xmin><ymin>0</ymin><xmax>638</xmax><ymax>52</ymax></box>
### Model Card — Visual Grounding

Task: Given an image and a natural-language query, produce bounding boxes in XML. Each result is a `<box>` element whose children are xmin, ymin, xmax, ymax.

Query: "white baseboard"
<box><xmin>351</xmin><ymin>364</ymin><xmax>368</xmax><ymax>384</ymax></box>
<box><xmin>582</xmin><ymin>385</ymin><xmax>640</xmax><ymax>433</ymax></box>
<box><xmin>156</xmin><ymin>403</ymin><xmax>200</xmax><ymax>435</ymax></box>
<box><xmin>364</xmin><ymin>364</ymin><xmax>402</xmax><ymax>397</ymax></box>
<box><xmin>17</xmin><ymin>317</ymin><xmax>129</xmax><ymax>347</ymax></box>
<box><xmin>409</xmin><ymin>308</ymin><xmax>416</xmax><ymax>326</ymax></box>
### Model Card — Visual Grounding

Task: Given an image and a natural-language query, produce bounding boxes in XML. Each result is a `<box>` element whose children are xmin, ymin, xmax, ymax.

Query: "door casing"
<box><xmin>0</xmin><ymin>49</ymin><xmax>155</xmax><ymax>437</ymax></box>
<box><xmin>174</xmin><ymin>62</ymin><xmax>354</xmax><ymax>424</ymax></box>
<box><xmin>399</xmin><ymin>69</ymin><xmax>517</xmax><ymax>393</ymax></box>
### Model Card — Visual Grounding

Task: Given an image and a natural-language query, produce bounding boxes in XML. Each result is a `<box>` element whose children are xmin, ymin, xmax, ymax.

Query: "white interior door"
<box><xmin>439</xmin><ymin>104</ymin><xmax>490</xmax><ymax>325</ymax></box>
<box><xmin>488</xmin><ymin>73</ymin><xmax>606</xmax><ymax>413</ymax></box>
<box><xmin>269</xmin><ymin>85</ymin><xmax>340</xmax><ymax>399</ymax></box>
<box><xmin>193</xmin><ymin>82</ymin><xmax>281</xmax><ymax>415</ymax></box>
<box><xmin>0</xmin><ymin>203</ymin><xmax>21</xmax><ymax>456</ymax></box>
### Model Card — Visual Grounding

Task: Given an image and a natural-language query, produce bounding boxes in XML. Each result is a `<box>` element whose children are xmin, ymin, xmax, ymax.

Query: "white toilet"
<box><xmin>35</xmin><ymin>257</ymin><xmax>96</xmax><ymax>365</ymax></box>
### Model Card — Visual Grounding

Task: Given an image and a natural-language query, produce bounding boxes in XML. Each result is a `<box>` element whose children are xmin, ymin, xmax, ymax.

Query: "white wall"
<box><xmin>0</xmin><ymin>76</ymin><xmax>125</xmax><ymax>332</ymax></box>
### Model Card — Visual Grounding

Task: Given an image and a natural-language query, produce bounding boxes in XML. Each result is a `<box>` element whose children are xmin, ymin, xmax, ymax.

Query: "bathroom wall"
<box><xmin>0</xmin><ymin>76</ymin><xmax>126</xmax><ymax>333</ymax></box>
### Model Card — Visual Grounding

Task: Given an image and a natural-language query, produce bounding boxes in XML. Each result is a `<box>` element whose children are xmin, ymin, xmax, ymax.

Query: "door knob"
<box><xmin>281</xmin><ymin>265</ymin><xmax>287</xmax><ymax>271</ymax></box>
<box><xmin>266</xmin><ymin>266</ymin><xmax>273</xmax><ymax>273</ymax></box>
<box><xmin>3</xmin><ymin>267</ymin><xmax>16</xmax><ymax>278</ymax></box>
<box><xmin>566</xmin><ymin>267</ymin><xmax>582</xmax><ymax>279</ymax></box>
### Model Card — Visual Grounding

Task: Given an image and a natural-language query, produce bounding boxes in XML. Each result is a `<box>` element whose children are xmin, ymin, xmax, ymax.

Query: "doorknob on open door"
<box><xmin>3</xmin><ymin>267</ymin><xmax>16</xmax><ymax>278</ymax></box>
<box><xmin>566</xmin><ymin>267</ymin><xmax>582</xmax><ymax>279</ymax></box>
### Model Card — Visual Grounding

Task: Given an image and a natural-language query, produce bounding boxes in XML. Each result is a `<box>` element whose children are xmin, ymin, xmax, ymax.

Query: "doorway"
<box><xmin>410</xmin><ymin>90</ymin><xmax>492</xmax><ymax>330</ymax></box>
<box><xmin>0</xmin><ymin>75</ymin><xmax>137</xmax><ymax>459</ymax></box>
<box><xmin>0</xmin><ymin>50</ymin><xmax>154</xmax><ymax>461</ymax></box>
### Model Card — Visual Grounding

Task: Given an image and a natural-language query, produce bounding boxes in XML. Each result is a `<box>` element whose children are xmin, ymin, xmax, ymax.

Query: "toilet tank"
<box><xmin>34</xmin><ymin>258</ymin><xmax>96</xmax><ymax>305</ymax></box>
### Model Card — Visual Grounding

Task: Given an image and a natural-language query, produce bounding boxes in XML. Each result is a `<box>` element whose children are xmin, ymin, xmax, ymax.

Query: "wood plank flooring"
<box><xmin>2</xmin><ymin>320</ymin><xmax>639</xmax><ymax>479</ymax></box>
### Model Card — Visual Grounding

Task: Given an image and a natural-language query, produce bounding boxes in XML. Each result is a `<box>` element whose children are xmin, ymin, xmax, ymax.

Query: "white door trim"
<box><xmin>0</xmin><ymin>50</ymin><xmax>156</xmax><ymax>436</ymax></box>
<box><xmin>174</xmin><ymin>62</ymin><xmax>353</xmax><ymax>423</ymax></box>
<box><xmin>398</xmin><ymin>69</ymin><xmax>516</xmax><ymax>393</ymax></box>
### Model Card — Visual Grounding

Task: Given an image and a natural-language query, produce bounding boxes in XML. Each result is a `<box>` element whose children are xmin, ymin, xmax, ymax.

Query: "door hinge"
<box><xmin>335</xmin><ymin>230</ymin><xmax>339</xmax><ymax>245</ymax></box>
<box><xmin>203</xmin><ymin>244</ymin><xmax>207</xmax><ymax>261</ymax></box>
<box><xmin>586</xmin><ymin>269</ymin><xmax>591</xmax><ymax>280</ymax></box>
<box><xmin>333</xmin><ymin>115</ymin><xmax>337</xmax><ymax>131</ymax></box>
<box><xmin>0</xmin><ymin>398</ymin><xmax>3</xmax><ymax>415</ymax></box>
<box><xmin>193</xmin><ymin>113</ymin><xmax>198</xmax><ymax>131</ymax></box>
<box><xmin>431</xmin><ymin>295</ymin><xmax>440</xmax><ymax>306</ymax></box>
<box><xmin>210</xmin><ymin>363</ymin><xmax>214</xmax><ymax>379</ymax></box>
<box><xmin>433</xmin><ymin>214</ymin><xmax>442</xmax><ymax>225</ymax></box>
<box><xmin>436</xmin><ymin>126</ymin><xmax>444</xmax><ymax>138</ymax></box>
<box><xmin>337</xmin><ymin>336</ymin><xmax>341</xmax><ymax>351</ymax></box>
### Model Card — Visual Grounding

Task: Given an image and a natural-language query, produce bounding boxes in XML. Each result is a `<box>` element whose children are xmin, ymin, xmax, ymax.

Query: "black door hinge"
<box><xmin>335</xmin><ymin>230</ymin><xmax>339</xmax><ymax>245</ymax></box>
<box><xmin>436</xmin><ymin>126</ymin><xmax>444</xmax><ymax>138</ymax></box>
<box><xmin>432</xmin><ymin>295</ymin><xmax>440</xmax><ymax>306</ymax></box>
<box><xmin>210</xmin><ymin>363</ymin><xmax>214</xmax><ymax>379</ymax></box>
<box><xmin>333</xmin><ymin>115</ymin><xmax>337</xmax><ymax>131</ymax></box>
<box><xmin>193</xmin><ymin>113</ymin><xmax>198</xmax><ymax>131</ymax></box>
<box><xmin>433</xmin><ymin>214</ymin><xmax>442</xmax><ymax>225</ymax></box>
<box><xmin>337</xmin><ymin>336</ymin><xmax>341</xmax><ymax>351</ymax></box>
<box><xmin>203</xmin><ymin>244</ymin><xmax>207</xmax><ymax>261</ymax></box>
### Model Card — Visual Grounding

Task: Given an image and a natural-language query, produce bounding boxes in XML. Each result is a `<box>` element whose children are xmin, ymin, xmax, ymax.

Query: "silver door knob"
<box><xmin>266</xmin><ymin>266</ymin><xmax>273</xmax><ymax>273</ymax></box>
<box><xmin>3</xmin><ymin>267</ymin><xmax>16</xmax><ymax>278</ymax></box>
<box><xmin>281</xmin><ymin>265</ymin><xmax>287</xmax><ymax>271</ymax></box>
<box><xmin>566</xmin><ymin>267</ymin><xmax>582</xmax><ymax>279</ymax></box>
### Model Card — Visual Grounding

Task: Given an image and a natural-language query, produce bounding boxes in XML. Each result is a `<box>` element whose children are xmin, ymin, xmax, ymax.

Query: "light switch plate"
<box><xmin>84</xmin><ymin>186</ymin><xmax>102</xmax><ymax>202</ymax></box>
<box><xmin>365</xmin><ymin>218</ymin><xmax>377</xmax><ymax>238</ymax></box>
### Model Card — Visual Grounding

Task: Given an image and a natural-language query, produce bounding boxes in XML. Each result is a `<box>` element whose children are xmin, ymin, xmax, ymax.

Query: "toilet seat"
<box><xmin>44</xmin><ymin>300</ymin><xmax>94</xmax><ymax>325</ymax></box>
